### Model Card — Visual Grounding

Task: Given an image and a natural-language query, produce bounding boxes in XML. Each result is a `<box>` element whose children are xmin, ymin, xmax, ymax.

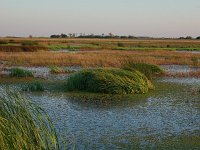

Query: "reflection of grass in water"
<box><xmin>0</xmin><ymin>90</ymin><xmax>65</xmax><ymax>149</ymax></box>
<box><xmin>22</xmin><ymin>81</ymin><xmax>45</xmax><ymax>92</ymax></box>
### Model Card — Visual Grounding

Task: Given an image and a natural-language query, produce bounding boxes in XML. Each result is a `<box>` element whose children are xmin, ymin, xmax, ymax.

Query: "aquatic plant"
<box><xmin>50</xmin><ymin>66</ymin><xmax>66</xmax><ymax>74</ymax></box>
<box><xmin>0</xmin><ymin>90</ymin><xmax>64</xmax><ymax>150</ymax></box>
<box><xmin>123</xmin><ymin>62</ymin><xmax>164</xmax><ymax>79</ymax></box>
<box><xmin>9</xmin><ymin>68</ymin><xmax>33</xmax><ymax>77</ymax></box>
<box><xmin>22</xmin><ymin>81</ymin><xmax>45</xmax><ymax>92</ymax></box>
<box><xmin>50</xmin><ymin>66</ymin><xmax>75</xmax><ymax>74</ymax></box>
<box><xmin>65</xmin><ymin>68</ymin><xmax>153</xmax><ymax>94</ymax></box>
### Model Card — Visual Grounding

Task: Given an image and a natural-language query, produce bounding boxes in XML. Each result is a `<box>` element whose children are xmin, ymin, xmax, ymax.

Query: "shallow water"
<box><xmin>2</xmin><ymin>80</ymin><xmax>196</xmax><ymax>149</ymax></box>
<box><xmin>176</xmin><ymin>50</ymin><xmax>200</xmax><ymax>54</ymax></box>
<box><xmin>161</xmin><ymin>65</ymin><xmax>200</xmax><ymax>73</ymax></box>
<box><xmin>1</xmin><ymin>66</ymin><xmax>81</xmax><ymax>80</ymax></box>
<box><xmin>0</xmin><ymin>65</ymin><xmax>200</xmax><ymax>149</ymax></box>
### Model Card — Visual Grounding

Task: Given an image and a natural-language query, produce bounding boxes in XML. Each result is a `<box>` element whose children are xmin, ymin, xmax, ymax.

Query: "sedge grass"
<box><xmin>123</xmin><ymin>62</ymin><xmax>164</xmax><ymax>80</ymax></box>
<box><xmin>0</xmin><ymin>90</ymin><xmax>64</xmax><ymax>150</ymax></box>
<box><xmin>66</xmin><ymin>68</ymin><xmax>154</xmax><ymax>94</ymax></box>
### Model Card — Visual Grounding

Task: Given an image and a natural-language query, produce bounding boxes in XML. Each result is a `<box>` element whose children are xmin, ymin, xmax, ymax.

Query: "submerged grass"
<box><xmin>66</xmin><ymin>68</ymin><xmax>153</xmax><ymax>94</ymax></box>
<box><xmin>0</xmin><ymin>90</ymin><xmax>64</xmax><ymax>150</ymax></box>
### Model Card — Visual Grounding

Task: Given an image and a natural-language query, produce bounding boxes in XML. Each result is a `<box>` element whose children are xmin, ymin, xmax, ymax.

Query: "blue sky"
<box><xmin>0</xmin><ymin>0</ymin><xmax>200</xmax><ymax>37</ymax></box>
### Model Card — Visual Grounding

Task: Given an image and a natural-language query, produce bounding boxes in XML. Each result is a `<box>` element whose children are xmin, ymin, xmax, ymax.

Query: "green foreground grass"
<box><xmin>0</xmin><ymin>90</ymin><xmax>65</xmax><ymax>150</ymax></box>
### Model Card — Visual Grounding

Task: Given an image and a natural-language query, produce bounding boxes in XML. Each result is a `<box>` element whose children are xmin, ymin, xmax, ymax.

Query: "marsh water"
<box><xmin>0</xmin><ymin>65</ymin><xmax>200</xmax><ymax>149</ymax></box>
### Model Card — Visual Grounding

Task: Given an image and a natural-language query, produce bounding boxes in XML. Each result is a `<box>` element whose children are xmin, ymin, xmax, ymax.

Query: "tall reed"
<box><xmin>0</xmin><ymin>90</ymin><xmax>64</xmax><ymax>150</ymax></box>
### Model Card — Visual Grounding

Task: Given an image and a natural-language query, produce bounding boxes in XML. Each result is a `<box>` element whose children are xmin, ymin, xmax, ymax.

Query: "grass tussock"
<box><xmin>66</xmin><ymin>68</ymin><xmax>154</xmax><ymax>94</ymax></box>
<box><xmin>0</xmin><ymin>90</ymin><xmax>63</xmax><ymax>150</ymax></box>
<box><xmin>9</xmin><ymin>68</ymin><xmax>33</xmax><ymax>77</ymax></box>
<box><xmin>50</xmin><ymin>66</ymin><xmax>75</xmax><ymax>74</ymax></box>
<box><xmin>123</xmin><ymin>62</ymin><xmax>164</xmax><ymax>79</ymax></box>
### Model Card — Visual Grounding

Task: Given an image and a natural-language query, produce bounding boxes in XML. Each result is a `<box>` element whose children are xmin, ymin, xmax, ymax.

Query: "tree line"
<box><xmin>50</xmin><ymin>33</ymin><xmax>200</xmax><ymax>39</ymax></box>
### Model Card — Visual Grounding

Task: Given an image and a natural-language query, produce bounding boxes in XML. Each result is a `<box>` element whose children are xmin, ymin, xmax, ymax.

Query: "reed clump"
<box><xmin>0</xmin><ymin>90</ymin><xmax>63</xmax><ymax>150</ymax></box>
<box><xmin>123</xmin><ymin>62</ymin><xmax>164</xmax><ymax>79</ymax></box>
<box><xmin>50</xmin><ymin>66</ymin><xmax>75</xmax><ymax>74</ymax></box>
<box><xmin>65</xmin><ymin>68</ymin><xmax>154</xmax><ymax>94</ymax></box>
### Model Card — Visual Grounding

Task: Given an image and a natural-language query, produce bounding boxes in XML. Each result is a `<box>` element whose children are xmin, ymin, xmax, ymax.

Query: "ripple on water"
<box><xmin>21</xmin><ymin>82</ymin><xmax>200</xmax><ymax>149</ymax></box>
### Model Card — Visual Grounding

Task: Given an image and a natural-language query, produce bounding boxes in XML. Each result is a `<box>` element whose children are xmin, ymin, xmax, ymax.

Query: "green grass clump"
<box><xmin>65</xmin><ymin>68</ymin><xmax>153</xmax><ymax>94</ymax></box>
<box><xmin>123</xmin><ymin>62</ymin><xmax>164</xmax><ymax>79</ymax></box>
<box><xmin>0</xmin><ymin>90</ymin><xmax>63</xmax><ymax>150</ymax></box>
<box><xmin>50</xmin><ymin>66</ymin><xmax>65</xmax><ymax>74</ymax></box>
<box><xmin>50</xmin><ymin>66</ymin><xmax>75</xmax><ymax>74</ymax></box>
<box><xmin>10</xmin><ymin>68</ymin><xmax>33</xmax><ymax>77</ymax></box>
<box><xmin>48</xmin><ymin>45</ymin><xmax>80</xmax><ymax>51</ymax></box>
<box><xmin>22</xmin><ymin>81</ymin><xmax>45</xmax><ymax>92</ymax></box>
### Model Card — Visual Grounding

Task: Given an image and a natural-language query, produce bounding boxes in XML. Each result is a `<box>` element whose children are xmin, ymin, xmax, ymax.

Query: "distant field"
<box><xmin>0</xmin><ymin>38</ymin><xmax>200</xmax><ymax>67</ymax></box>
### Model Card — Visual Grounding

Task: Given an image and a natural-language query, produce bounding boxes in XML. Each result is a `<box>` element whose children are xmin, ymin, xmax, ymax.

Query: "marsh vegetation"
<box><xmin>0</xmin><ymin>38</ymin><xmax>200</xmax><ymax>149</ymax></box>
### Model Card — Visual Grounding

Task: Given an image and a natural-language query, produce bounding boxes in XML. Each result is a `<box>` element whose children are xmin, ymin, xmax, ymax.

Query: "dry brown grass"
<box><xmin>0</xmin><ymin>50</ymin><xmax>199</xmax><ymax>67</ymax></box>
<box><xmin>1</xmin><ymin>37</ymin><xmax>200</xmax><ymax>48</ymax></box>
<box><xmin>0</xmin><ymin>45</ymin><xmax>48</xmax><ymax>52</ymax></box>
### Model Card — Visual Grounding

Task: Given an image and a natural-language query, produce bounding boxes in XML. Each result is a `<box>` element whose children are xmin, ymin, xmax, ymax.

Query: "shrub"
<box><xmin>22</xmin><ymin>81</ymin><xmax>45</xmax><ymax>92</ymax></box>
<box><xmin>65</xmin><ymin>68</ymin><xmax>153</xmax><ymax>94</ymax></box>
<box><xmin>0</xmin><ymin>90</ymin><xmax>63</xmax><ymax>149</ymax></box>
<box><xmin>123</xmin><ymin>62</ymin><xmax>164</xmax><ymax>79</ymax></box>
<box><xmin>9</xmin><ymin>68</ymin><xmax>33</xmax><ymax>77</ymax></box>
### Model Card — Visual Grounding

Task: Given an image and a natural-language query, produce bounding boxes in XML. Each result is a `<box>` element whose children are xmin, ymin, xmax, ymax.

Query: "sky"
<box><xmin>0</xmin><ymin>0</ymin><xmax>200</xmax><ymax>37</ymax></box>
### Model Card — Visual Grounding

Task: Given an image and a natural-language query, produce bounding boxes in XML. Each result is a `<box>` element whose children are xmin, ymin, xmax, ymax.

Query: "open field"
<box><xmin>1</xmin><ymin>38</ymin><xmax>200</xmax><ymax>51</ymax></box>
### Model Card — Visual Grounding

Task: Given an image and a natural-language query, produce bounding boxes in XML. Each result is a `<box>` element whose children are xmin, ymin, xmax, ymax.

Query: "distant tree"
<box><xmin>60</xmin><ymin>34</ymin><xmax>68</xmax><ymax>38</ymax></box>
<box><xmin>108</xmin><ymin>33</ymin><xmax>114</xmax><ymax>37</ymax></box>
<box><xmin>50</xmin><ymin>35</ymin><xmax>60</xmax><ymax>38</ymax></box>
<box><xmin>196</xmin><ymin>36</ymin><xmax>200</xmax><ymax>39</ymax></box>
<box><xmin>179</xmin><ymin>37</ymin><xmax>185</xmax><ymax>39</ymax></box>
<box><xmin>185</xmin><ymin>36</ymin><xmax>193</xmax><ymax>39</ymax></box>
